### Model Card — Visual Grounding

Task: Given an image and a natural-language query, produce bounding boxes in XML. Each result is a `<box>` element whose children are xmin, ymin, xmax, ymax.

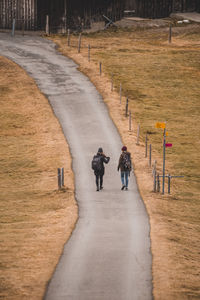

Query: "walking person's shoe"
<box><xmin>100</xmin><ymin>186</ymin><xmax>103</xmax><ymax>190</ymax></box>
<box><xmin>125</xmin><ymin>187</ymin><xmax>128</xmax><ymax>190</ymax></box>
<box><xmin>96</xmin><ymin>186</ymin><xmax>99</xmax><ymax>191</ymax></box>
<box><xmin>121</xmin><ymin>185</ymin><xmax>125</xmax><ymax>190</ymax></box>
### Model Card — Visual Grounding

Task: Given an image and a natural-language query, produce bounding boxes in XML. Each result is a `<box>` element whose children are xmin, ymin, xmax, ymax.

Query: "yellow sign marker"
<box><xmin>155</xmin><ymin>122</ymin><xmax>166</xmax><ymax>129</ymax></box>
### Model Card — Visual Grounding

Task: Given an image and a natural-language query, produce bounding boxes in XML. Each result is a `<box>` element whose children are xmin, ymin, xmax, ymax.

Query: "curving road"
<box><xmin>0</xmin><ymin>33</ymin><xmax>152</xmax><ymax>300</ymax></box>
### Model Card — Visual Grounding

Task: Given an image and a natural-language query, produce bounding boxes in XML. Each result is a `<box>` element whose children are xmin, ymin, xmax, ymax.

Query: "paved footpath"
<box><xmin>0</xmin><ymin>33</ymin><xmax>152</xmax><ymax>300</ymax></box>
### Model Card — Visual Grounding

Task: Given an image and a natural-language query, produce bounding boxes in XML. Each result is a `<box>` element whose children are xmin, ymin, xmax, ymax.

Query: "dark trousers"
<box><xmin>95</xmin><ymin>174</ymin><xmax>103</xmax><ymax>188</ymax></box>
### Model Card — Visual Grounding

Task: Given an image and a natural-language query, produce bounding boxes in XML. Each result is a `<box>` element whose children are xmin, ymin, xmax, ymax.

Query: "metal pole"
<box><xmin>149</xmin><ymin>144</ymin><xmax>152</xmax><ymax>166</ymax></box>
<box><xmin>136</xmin><ymin>124</ymin><xmax>140</xmax><ymax>145</ymax></box>
<box><xmin>120</xmin><ymin>83</ymin><xmax>122</xmax><ymax>104</ymax></box>
<box><xmin>88</xmin><ymin>44</ymin><xmax>90</xmax><ymax>62</ymax></box>
<box><xmin>11</xmin><ymin>18</ymin><xmax>16</xmax><ymax>37</ymax></box>
<box><xmin>162</xmin><ymin>128</ymin><xmax>166</xmax><ymax>194</ymax></box>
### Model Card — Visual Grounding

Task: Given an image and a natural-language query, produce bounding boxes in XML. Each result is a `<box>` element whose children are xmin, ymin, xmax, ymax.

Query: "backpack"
<box><xmin>122</xmin><ymin>153</ymin><xmax>131</xmax><ymax>170</ymax></box>
<box><xmin>91</xmin><ymin>155</ymin><xmax>102</xmax><ymax>171</ymax></box>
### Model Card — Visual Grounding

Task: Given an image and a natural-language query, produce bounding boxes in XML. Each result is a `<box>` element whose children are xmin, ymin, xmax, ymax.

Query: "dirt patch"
<box><xmin>0</xmin><ymin>56</ymin><xmax>78</xmax><ymax>299</ymax></box>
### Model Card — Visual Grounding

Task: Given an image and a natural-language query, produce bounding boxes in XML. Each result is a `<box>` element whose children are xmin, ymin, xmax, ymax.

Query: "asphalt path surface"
<box><xmin>0</xmin><ymin>33</ymin><xmax>152</xmax><ymax>300</ymax></box>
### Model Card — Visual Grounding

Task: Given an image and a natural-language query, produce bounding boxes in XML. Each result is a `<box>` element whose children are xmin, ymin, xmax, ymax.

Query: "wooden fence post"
<box><xmin>169</xmin><ymin>24</ymin><xmax>172</xmax><ymax>44</ymax></box>
<box><xmin>136</xmin><ymin>124</ymin><xmax>140</xmax><ymax>145</ymax></box>
<box><xmin>157</xmin><ymin>174</ymin><xmax>160</xmax><ymax>192</ymax></box>
<box><xmin>129</xmin><ymin>111</ymin><xmax>131</xmax><ymax>131</ymax></box>
<box><xmin>125</xmin><ymin>97</ymin><xmax>128</xmax><ymax>117</ymax></box>
<box><xmin>145</xmin><ymin>133</ymin><xmax>148</xmax><ymax>158</ymax></box>
<box><xmin>149</xmin><ymin>144</ymin><xmax>152</xmax><ymax>166</ymax></box>
<box><xmin>119</xmin><ymin>83</ymin><xmax>122</xmax><ymax>104</ymax></box>
<box><xmin>153</xmin><ymin>170</ymin><xmax>157</xmax><ymax>192</ymax></box>
<box><xmin>168</xmin><ymin>174</ymin><xmax>171</xmax><ymax>194</ymax></box>
<box><xmin>58</xmin><ymin>168</ymin><xmax>61</xmax><ymax>189</ymax></box>
<box><xmin>78</xmin><ymin>33</ymin><xmax>82</xmax><ymax>53</ymax></box>
<box><xmin>99</xmin><ymin>62</ymin><xmax>102</xmax><ymax>75</ymax></box>
<box><xmin>67</xmin><ymin>29</ymin><xmax>70</xmax><ymax>46</ymax></box>
<box><xmin>11</xmin><ymin>18</ymin><xmax>16</xmax><ymax>37</ymax></box>
<box><xmin>111</xmin><ymin>73</ymin><xmax>113</xmax><ymax>91</ymax></box>
<box><xmin>152</xmin><ymin>160</ymin><xmax>157</xmax><ymax>176</ymax></box>
<box><xmin>61</xmin><ymin>167</ymin><xmax>64</xmax><ymax>186</ymax></box>
<box><xmin>88</xmin><ymin>44</ymin><xmax>90</xmax><ymax>62</ymax></box>
<box><xmin>22</xmin><ymin>17</ymin><xmax>25</xmax><ymax>36</ymax></box>
<box><xmin>46</xmin><ymin>15</ymin><xmax>49</xmax><ymax>35</ymax></box>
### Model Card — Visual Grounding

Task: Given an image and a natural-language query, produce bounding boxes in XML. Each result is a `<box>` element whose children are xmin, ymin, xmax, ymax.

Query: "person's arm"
<box><xmin>128</xmin><ymin>153</ymin><xmax>132</xmax><ymax>170</ymax></box>
<box><xmin>103</xmin><ymin>155</ymin><xmax>110</xmax><ymax>164</ymax></box>
<box><xmin>117</xmin><ymin>155</ymin><xmax>122</xmax><ymax>171</ymax></box>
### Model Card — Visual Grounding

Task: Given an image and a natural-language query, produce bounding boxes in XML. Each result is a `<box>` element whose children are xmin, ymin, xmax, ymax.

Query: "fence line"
<box><xmin>57</xmin><ymin>31</ymin><xmax>185</xmax><ymax>197</ymax></box>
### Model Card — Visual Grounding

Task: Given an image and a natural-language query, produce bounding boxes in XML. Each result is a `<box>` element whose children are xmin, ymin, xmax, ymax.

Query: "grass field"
<box><xmin>51</xmin><ymin>23</ymin><xmax>200</xmax><ymax>299</ymax></box>
<box><xmin>0</xmin><ymin>57</ymin><xmax>77</xmax><ymax>299</ymax></box>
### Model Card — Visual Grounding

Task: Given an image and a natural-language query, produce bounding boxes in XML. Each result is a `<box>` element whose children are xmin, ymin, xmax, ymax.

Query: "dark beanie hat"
<box><xmin>98</xmin><ymin>147</ymin><xmax>103</xmax><ymax>153</ymax></box>
<box><xmin>122</xmin><ymin>146</ymin><xmax>127</xmax><ymax>151</ymax></box>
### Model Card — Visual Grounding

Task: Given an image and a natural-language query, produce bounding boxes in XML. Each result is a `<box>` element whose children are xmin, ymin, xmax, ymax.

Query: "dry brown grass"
<box><xmin>0</xmin><ymin>56</ymin><xmax>78</xmax><ymax>299</ymax></box>
<box><xmin>51</xmin><ymin>23</ymin><xmax>200</xmax><ymax>299</ymax></box>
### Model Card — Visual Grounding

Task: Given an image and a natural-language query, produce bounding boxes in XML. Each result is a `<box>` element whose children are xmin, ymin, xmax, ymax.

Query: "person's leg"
<box><xmin>125</xmin><ymin>171</ymin><xmax>129</xmax><ymax>189</ymax></box>
<box><xmin>100</xmin><ymin>174</ymin><xmax>103</xmax><ymax>189</ymax></box>
<box><xmin>96</xmin><ymin>174</ymin><xmax>100</xmax><ymax>191</ymax></box>
<box><xmin>121</xmin><ymin>171</ymin><xmax>125</xmax><ymax>190</ymax></box>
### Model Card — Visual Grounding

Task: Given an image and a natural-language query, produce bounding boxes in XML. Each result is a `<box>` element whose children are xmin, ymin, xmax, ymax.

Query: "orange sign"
<box><xmin>155</xmin><ymin>122</ymin><xmax>166</xmax><ymax>129</ymax></box>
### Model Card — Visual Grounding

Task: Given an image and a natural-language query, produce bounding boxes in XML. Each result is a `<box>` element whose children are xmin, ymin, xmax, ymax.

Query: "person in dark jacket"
<box><xmin>117</xmin><ymin>146</ymin><xmax>132</xmax><ymax>190</ymax></box>
<box><xmin>93</xmin><ymin>147</ymin><xmax>110</xmax><ymax>191</ymax></box>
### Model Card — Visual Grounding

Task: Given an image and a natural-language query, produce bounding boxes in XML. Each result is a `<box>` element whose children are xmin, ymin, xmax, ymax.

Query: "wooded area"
<box><xmin>37</xmin><ymin>0</ymin><xmax>124</xmax><ymax>31</ymax></box>
<box><xmin>0</xmin><ymin>0</ymin><xmax>199</xmax><ymax>31</ymax></box>
<box><xmin>0</xmin><ymin>0</ymin><xmax>37</xmax><ymax>30</ymax></box>
<box><xmin>126</xmin><ymin>0</ymin><xmax>200</xmax><ymax>17</ymax></box>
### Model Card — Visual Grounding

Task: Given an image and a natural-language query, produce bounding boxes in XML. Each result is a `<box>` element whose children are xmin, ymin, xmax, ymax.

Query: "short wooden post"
<box><xmin>129</xmin><ymin>111</ymin><xmax>131</xmax><ymax>131</ymax></box>
<box><xmin>145</xmin><ymin>134</ymin><xmax>148</xmax><ymax>158</ymax></box>
<box><xmin>46</xmin><ymin>15</ymin><xmax>49</xmax><ymax>35</ymax></box>
<box><xmin>153</xmin><ymin>170</ymin><xmax>157</xmax><ymax>192</ymax></box>
<box><xmin>169</xmin><ymin>24</ymin><xmax>172</xmax><ymax>44</ymax></box>
<box><xmin>11</xmin><ymin>18</ymin><xmax>16</xmax><ymax>37</ymax></box>
<box><xmin>119</xmin><ymin>83</ymin><xmax>122</xmax><ymax>104</ymax></box>
<box><xmin>136</xmin><ymin>124</ymin><xmax>140</xmax><ymax>145</ymax></box>
<box><xmin>88</xmin><ymin>44</ymin><xmax>90</xmax><ymax>62</ymax></box>
<box><xmin>149</xmin><ymin>144</ymin><xmax>152</xmax><ymax>166</ymax></box>
<box><xmin>67</xmin><ymin>29</ymin><xmax>70</xmax><ymax>46</ymax></box>
<box><xmin>22</xmin><ymin>17</ymin><xmax>25</xmax><ymax>36</ymax></box>
<box><xmin>152</xmin><ymin>160</ymin><xmax>157</xmax><ymax>177</ymax></box>
<box><xmin>99</xmin><ymin>62</ymin><xmax>102</xmax><ymax>75</ymax></box>
<box><xmin>58</xmin><ymin>168</ymin><xmax>62</xmax><ymax>189</ymax></box>
<box><xmin>157</xmin><ymin>174</ymin><xmax>160</xmax><ymax>192</ymax></box>
<box><xmin>61</xmin><ymin>167</ymin><xmax>64</xmax><ymax>186</ymax></box>
<box><xmin>78</xmin><ymin>33</ymin><xmax>82</xmax><ymax>53</ymax></box>
<box><xmin>111</xmin><ymin>73</ymin><xmax>113</xmax><ymax>92</ymax></box>
<box><xmin>168</xmin><ymin>174</ymin><xmax>171</xmax><ymax>194</ymax></box>
<box><xmin>125</xmin><ymin>97</ymin><xmax>128</xmax><ymax>117</ymax></box>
